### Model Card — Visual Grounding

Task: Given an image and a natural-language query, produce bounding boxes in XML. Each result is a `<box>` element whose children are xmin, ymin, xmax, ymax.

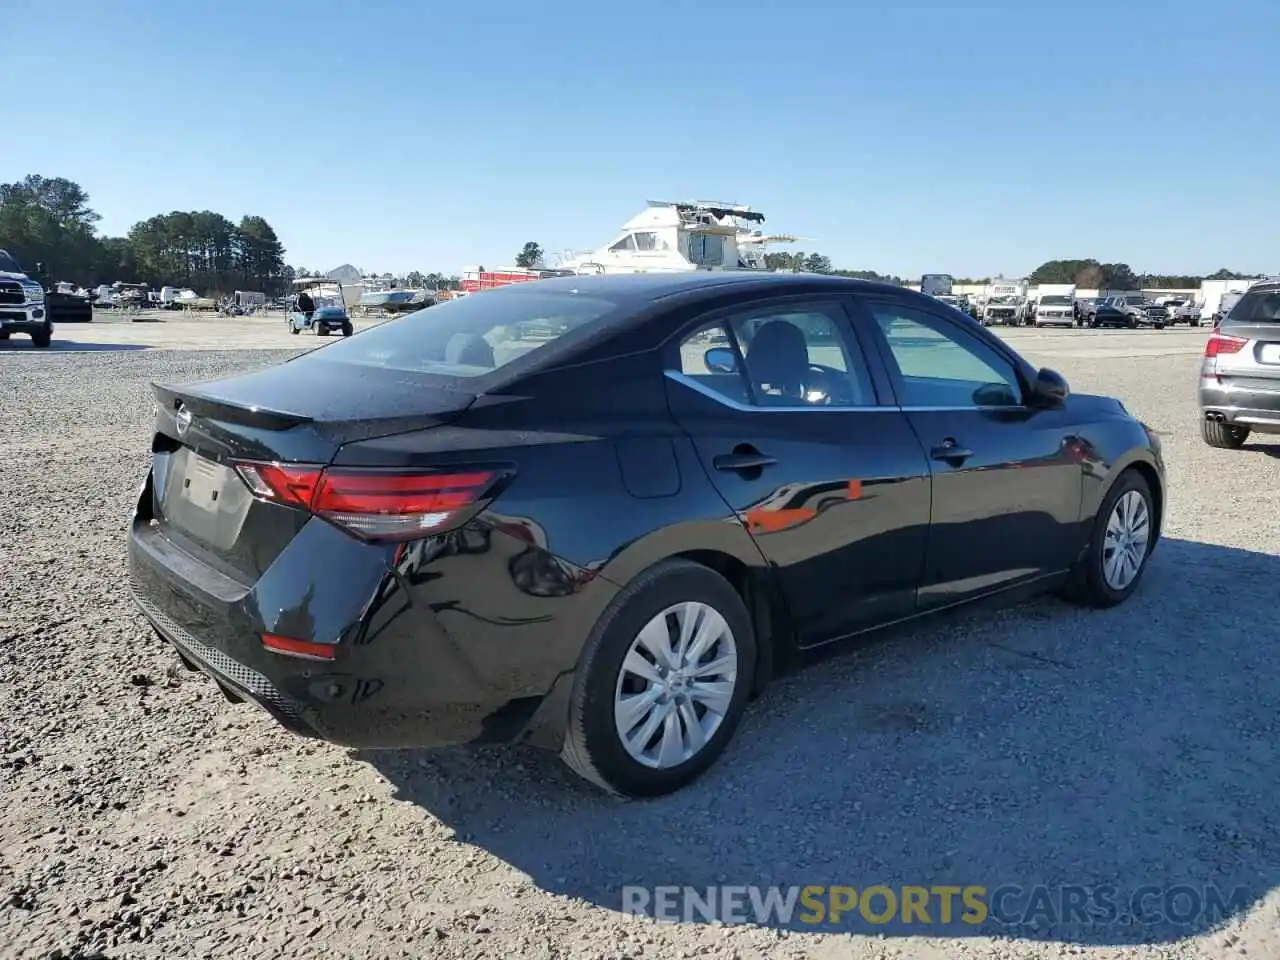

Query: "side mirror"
<box><xmin>704</xmin><ymin>346</ymin><xmax>737</xmax><ymax>374</ymax></box>
<box><xmin>1030</xmin><ymin>367</ymin><xmax>1070</xmax><ymax>407</ymax></box>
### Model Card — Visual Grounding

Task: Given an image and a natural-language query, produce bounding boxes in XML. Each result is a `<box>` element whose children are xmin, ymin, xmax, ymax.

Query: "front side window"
<box><xmin>675</xmin><ymin>301</ymin><xmax>875</xmax><ymax>407</ymax></box>
<box><xmin>868</xmin><ymin>302</ymin><xmax>1022</xmax><ymax>408</ymax></box>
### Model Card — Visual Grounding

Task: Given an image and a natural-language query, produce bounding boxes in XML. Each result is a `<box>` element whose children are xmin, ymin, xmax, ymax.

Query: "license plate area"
<box><xmin>159</xmin><ymin>447</ymin><xmax>253</xmax><ymax>551</ymax></box>
<box><xmin>1259</xmin><ymin>343</ymin><xmax>1280</xmax><ymax>365</ymax></box>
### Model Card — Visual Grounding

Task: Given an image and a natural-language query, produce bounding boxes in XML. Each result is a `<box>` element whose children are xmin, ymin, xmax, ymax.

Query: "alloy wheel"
<box><xmin>1102</xmin><ymin>490</ymin><xmax>1151</xmax><ymax>590</ymax></box>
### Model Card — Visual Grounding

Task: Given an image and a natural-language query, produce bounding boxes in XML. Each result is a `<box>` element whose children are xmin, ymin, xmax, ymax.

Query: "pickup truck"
<box><xmin>0</xmin><ymin>248</ymin><xmax>53</xmax><ymax>348</ymax></box>
<box><xmin>1162</xmin><ymin>298</ymin><xmax>1201</xmax><ymax>326</ymax></box>
<box><xmin>1110</xmin><ymin>294</ymin><xmax>1167</xmax><ymax>329</ymax></box>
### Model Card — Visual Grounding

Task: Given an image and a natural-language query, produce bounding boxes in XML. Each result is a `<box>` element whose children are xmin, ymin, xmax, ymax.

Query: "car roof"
<box><xmin>493</xmin><ymin>270</ymin><xmax>907</xmax><ymax>303</ymax></box>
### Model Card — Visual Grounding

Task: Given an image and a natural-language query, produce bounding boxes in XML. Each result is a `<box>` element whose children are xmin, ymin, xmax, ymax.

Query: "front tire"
<box><xmin>561</xmin><ymin>559</ymin><xmax>756</xmax><ymax>798</ymax></box>
<box><xmin>1201</xmin><ymin>418</ymin><xmax>1249</xmax><ymax>449</ymax></box>
<box><xmin>1063</xmin><ymin>469</ymin><xmax>1156</xmax><ymax>609</ymax></box>
<box><xmin>30</xmin><ymin>325</ymin><xmax>52</xmax><ymax>348</ymax></box>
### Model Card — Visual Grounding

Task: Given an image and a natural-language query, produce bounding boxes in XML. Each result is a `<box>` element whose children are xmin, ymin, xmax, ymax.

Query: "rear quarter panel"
<box><xmin>332</xmin><ymin>352</ymin><xmax>773</xmax><ymax>694</ymax></box>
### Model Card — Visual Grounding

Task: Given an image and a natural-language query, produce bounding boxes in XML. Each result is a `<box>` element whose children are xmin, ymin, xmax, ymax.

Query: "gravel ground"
<box><xmin>1</xmin><ymin>335</ymin><xmax>1278</xmax><ymax>960</ymax></box>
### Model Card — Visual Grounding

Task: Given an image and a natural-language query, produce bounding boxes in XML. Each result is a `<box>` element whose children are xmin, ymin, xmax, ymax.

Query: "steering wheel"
<box><xmin>806</xmin><ymin>363</ymin><xmax>857</xmax><ymax>405</ymax></box>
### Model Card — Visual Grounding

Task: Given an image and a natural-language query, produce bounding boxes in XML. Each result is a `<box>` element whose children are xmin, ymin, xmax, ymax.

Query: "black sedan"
<box><xmin>128</xmin><ymin>272</ymin><xmax>1165</xmax><ymax>798</ymax></box>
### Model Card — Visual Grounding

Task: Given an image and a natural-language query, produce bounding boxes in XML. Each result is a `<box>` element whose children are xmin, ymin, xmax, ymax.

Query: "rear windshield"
<box><xmin>300</xmin><ymin>288</ymin><xmax>619</xmax><ymax>377</ymax></box>
<box><xmin>1224</xmin><ymin>289</ymin><xmax>1280</xmax><ymax>325</ymax></box>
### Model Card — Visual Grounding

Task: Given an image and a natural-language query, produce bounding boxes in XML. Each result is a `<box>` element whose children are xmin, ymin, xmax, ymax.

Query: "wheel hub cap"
<box><xmin>613</xmin><ymin>601</ymin><xmax>739</xmax><ymax>769</ymax></box>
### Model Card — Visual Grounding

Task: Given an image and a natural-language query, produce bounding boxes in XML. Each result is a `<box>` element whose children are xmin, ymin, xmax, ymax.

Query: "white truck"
<box><xmin>982</xmin><ymin>279</ymin><xmax>1028</xmax><ymax>325</ymax></box>
<box><xmin>1199</xmin><ymin>279</ymin><xmax>1254</xmax><ymax>325</ymax></box>
<box><xmin>1031</xmin><ymin>283</ymin><xmax>1077</xmax><ymax>327</ymax></box>
<box><xmin>921</xmin><ymin>274</ymin><xmax>953</xmax><ymax>297</ymax></box>
<box><xmin>0</xmin><ymin>248</ymin><xmax>53</xmax><ymax>348</ymax></box>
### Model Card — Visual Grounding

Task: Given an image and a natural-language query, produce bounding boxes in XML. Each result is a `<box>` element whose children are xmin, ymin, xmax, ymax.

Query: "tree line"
<box><xmin>0</xmin><ymin>174</ymin><xmax>289</xmax><ymax>296</ymax></box>
<box><xmin>1025</xmin><ymin>259</ymin><xmax>1265</xmax><ymax>290</ymax></box>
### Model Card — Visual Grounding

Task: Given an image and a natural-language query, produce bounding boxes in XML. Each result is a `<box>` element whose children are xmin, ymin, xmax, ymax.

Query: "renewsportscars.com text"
<box><xmin>621</xmin><ymin>884</ymin><xmax>1251</xmax><ymax>928</ymax></box>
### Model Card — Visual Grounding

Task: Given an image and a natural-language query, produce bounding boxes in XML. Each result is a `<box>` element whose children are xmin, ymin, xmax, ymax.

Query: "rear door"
<box><xmin>663</xmin><ymin>295</ymin><xmax>932</xmax><ymax>646</ymax></box>
<box><xmin>852</xmin><ymin>297</ymin><xmax>1085</xmax><ymax>611</ymax></box>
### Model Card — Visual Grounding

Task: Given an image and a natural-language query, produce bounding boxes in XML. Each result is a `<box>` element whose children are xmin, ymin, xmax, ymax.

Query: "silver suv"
<box><xmin>1199</xmin><ymin>279</ymin><xmax>1280</xmax><ymax>448</ymax></box>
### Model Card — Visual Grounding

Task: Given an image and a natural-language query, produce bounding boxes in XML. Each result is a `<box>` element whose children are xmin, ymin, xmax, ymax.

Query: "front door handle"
<box><xmin>930</xmin><ymin>439</ymin><xmax>974</xmax><ymax>464</ymax></box>
<box><xmin>714</xmin><ymin>452</ymin><xmax>778</xmax><ymax>472</ymax></box>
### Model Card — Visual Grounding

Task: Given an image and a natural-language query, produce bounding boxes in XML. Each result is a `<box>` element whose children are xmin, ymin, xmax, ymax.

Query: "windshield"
<box><xmin>0</xmin><ymin>248</ymin><xmax>25</xmax><ymax>274</ymax></box>
<box><xmin>1039</xmin><ymin>295</ymin><xmax>1071</xmax><ymax>306</ymax></box>
<box><xmin>1123</xmin><ymin>295</ymin><xmax>1145</xmax><ymax>305</ymax></box>
<box><xmin>302</xmin><ymin>288</ymin><xmax>620</xmax><ymax>377</ymax></box>
<box><xmin>1223</xmin><ymin>289</ymin><xmax>1280</xmax><ymax>324</ymax></box>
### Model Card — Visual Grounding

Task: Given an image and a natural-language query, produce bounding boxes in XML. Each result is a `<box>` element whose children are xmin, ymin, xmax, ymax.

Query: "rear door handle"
<box><xmin>714</xmin><ymin>452</ymin><xmax>777</xmax><ymax>472</ymax></box>
<box><xmin>930</xmin><ymin>440</ymin><xmax>973</xmax><ymax>463</ymax></box>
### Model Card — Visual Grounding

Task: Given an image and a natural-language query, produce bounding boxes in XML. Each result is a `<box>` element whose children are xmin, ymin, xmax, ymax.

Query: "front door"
<box><xmin>664</xmin><ymin>295</ymin><xmax>932</xmax><ymax>646</ymax></box>
<box><xmin>855</xmin><ymin>298</ymin><xmax>1085</xmax><ymax>611</ymax></box>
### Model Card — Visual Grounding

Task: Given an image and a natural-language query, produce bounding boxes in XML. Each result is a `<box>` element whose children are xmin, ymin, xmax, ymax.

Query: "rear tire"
<box><xmin>1201</xmin><ymin>418</ymin><xmax>1249</xmax><ymax>449</ymax></box>
<box><xmin>289</xmin><ymin>325</ymin><xmax>299</xmax><ymax>335</ymax></box>
<box><xmin>315</xmin><ymin>323</ymin><xmax>327</xmax><ymax>337</ymax></box>
<box><xmin>341</xmin><ymin>321</ymin><xmax>354</xmax><ymax>337</ymax></box>
<box><xmin>560</xmin><ymin>559</ymin><xmax>756</xmax><ymax>798</ymax></box>
<box><xmin>1062</xmin><ymin>469</ymin><xmax>1155</xmax><ymax>609</ymax></box>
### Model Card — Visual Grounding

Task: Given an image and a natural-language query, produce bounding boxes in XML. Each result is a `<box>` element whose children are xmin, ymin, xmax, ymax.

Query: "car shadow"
<box><xmin>1240</xmin><ymin>441</ymin><xmax>1280</xmax><ymax>459</ymax></box>
<box><xmin>355</xmin><ymin>537</ymin><xmax>1279</xmax><ymax>945</ymax></box>
<box><xmin>0</xmin><ymin>341</ymin><xmax>150</xmax><ymax>352</ymax></box>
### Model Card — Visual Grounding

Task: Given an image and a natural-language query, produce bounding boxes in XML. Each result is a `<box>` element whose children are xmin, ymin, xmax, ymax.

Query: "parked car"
<box><xmin>1075</xmin><ymin>298</ymin><xmax>1099</xmax><ymax>326</ymax></box>
<box><xmin>934</xmin><ymin>294</ymin><xmax>978</xmax><ymax>321</ymax></box>
<box><xmin>1211</xmin><ymin>291</ymin><xmax>1246</xmax><ymax>328</ymax></box>
<box><xmin>1119</xmin><ymin>297</ymin><xmax>1168</xmax><ymax>329</ymax></box>
<box><xmin>1199</xmin><ymin>279</ymin><xmax>1280</xmax><ymax>448</ymax></box>
<box><xmin>1162</xmin><ymin>299</ymin><xmax>1201</xmax><ymax>326</ymax></box>
<box><xmin>1087</xmin><ymin>297</ymin><xmax>1137</xmax><ymax>328</ymax></box>
<box><xmin>127</xmin><ymin>272</ymin><xmax>1166</xmax><ymax>798</ymax></box>
<box><xmin>982</xmin><ymin>296</ymin><xmax>1024</xmax><ymax>326</ymax></box>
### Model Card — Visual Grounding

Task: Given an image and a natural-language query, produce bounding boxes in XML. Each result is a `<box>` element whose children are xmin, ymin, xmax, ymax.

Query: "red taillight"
<box><xmin>261</xmin><ymin>633</ymin><xmax>336</xmax><ymax>661</ymax></box>
<box><xmin>1204</xmin><ymin>332</ymin><xmax>1248</xmax><ymax>358</ymax></box>
<box><xmin>237</xmin><ymin>462</ymin><xmax>323</xmax><ymax>508</ymax></box>
<box><xmin>234</xmin><ymin>462</ymin><xmax>499</xmax><ymax>542</ymax></box>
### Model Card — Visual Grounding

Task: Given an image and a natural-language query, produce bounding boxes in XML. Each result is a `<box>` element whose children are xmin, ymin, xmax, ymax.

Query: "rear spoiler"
<box><xmin>151</xmin><ymin>382</ymin><xmax>314</xmax><ymax>432</ymax></box>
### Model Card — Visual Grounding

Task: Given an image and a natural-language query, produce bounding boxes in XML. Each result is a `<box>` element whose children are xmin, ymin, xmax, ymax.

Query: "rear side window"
<box><xmin>1224</xmin><ymin>289</ymin><xmax>1280</xmax><ymax>325</ymax></box>
<box><xmin>301</xmin><ymin>289</ymin><xmax>619</xmax><ymax>377</ymax></box>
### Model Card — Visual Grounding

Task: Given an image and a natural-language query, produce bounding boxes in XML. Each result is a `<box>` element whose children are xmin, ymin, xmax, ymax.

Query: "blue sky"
<box><xmin>5</xmin><ymin>0</ymin><xmax>1277</xmax><ymax>278</ymax></box>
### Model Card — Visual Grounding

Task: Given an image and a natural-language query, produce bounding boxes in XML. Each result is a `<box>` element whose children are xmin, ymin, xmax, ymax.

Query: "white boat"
<box><xmin>557</xmin><ymin>200</ymin><xmax>803</xmax><ymax>275</ymax></box>
<box><xmin>173</xmin><ymin>288</ymin><xmax>217</xmax><ymax>310</ymax></box>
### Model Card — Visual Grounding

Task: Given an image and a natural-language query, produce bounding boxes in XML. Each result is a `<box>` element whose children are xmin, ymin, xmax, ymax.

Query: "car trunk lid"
<box><xmin>145</xmin><ymin>358</ymin><xmax>479</xmax><ymax>582</ymax></box>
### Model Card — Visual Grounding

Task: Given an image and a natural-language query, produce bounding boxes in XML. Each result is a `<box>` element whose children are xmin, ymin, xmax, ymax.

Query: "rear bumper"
<box><xmin>1199</xmin><ymin>379</ymin><xmax>1280</xmax><ymax>433</ymax></box>
<box><xmin>127</xmin><ymin>482</ymin><xmax>617</xmax><ymax>750</ymax></box>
